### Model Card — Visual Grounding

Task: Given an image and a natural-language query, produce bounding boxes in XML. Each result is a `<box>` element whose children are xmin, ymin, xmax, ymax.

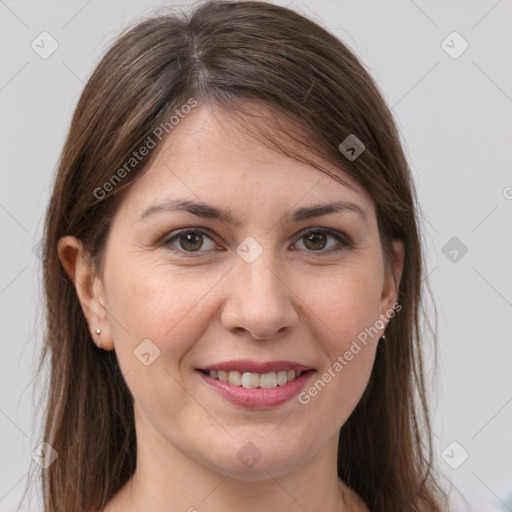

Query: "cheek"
<box><xmin>103</xmin><ymin>261</ymin><xmax>217</xmax><ymax>426</ymax></box>
<box><xmin>295</xmin><ymin>263</ymin><xmax>383</xmax><ymax>413</ymax></box>
<box><xmin>299</xmin><ymin>261</ymin><xmax>383</xmax><ymax>350</ymax></box>
<box><xmin>105</xmin><ymin>257</ymin><xmax>222</xmax><ymax>368</ymax></box>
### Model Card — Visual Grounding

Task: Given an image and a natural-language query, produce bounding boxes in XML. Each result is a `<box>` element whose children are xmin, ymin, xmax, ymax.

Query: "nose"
<box><xmin>220</xmin><ymin>252</ymin><xmax>299</xmax><ymax>340</ymax></box>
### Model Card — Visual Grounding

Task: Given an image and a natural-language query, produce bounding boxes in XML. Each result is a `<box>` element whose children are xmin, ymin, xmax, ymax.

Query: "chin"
<box><xmin>196</xmin><ymin>438</ymin><xmax>308</xmax><ymax>480</ymax></box>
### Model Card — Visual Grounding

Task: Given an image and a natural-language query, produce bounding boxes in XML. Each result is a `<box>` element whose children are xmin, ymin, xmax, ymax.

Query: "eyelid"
<box><xmin>162</xmin><ymin>228</ymin><xmax>219</xmax><ymax>254</ymax></box>
<box><xmin>293</xmin><ymin>227</ymin><xmax>352</xmax><ymax>252</ymax></box>
<box><xmin>162</xmin><ymin>226</ymin><xmax>352</xmax><ymax>255</ymax></box>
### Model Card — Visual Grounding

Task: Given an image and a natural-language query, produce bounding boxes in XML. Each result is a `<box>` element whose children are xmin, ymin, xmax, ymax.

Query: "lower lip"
<box><xmin>198</xmin><ymin>370</ymin><xmax>314</xmax><ymax>409</ymax></box>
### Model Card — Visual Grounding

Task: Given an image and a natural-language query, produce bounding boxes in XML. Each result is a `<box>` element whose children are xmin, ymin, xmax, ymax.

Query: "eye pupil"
<box><xmin>168</xmin><ymin>229</ymin><xmax>343</xmax><ymax>255</ymax></box>
<box><xmin>180</xmin><ymin>232</ymin><xmax>203</xmax><ymax>251</ymax></box>
<box><xmin>304</xmin><ymin>232</ymin><xmax>327</xmax><ymax>250</ymax></box>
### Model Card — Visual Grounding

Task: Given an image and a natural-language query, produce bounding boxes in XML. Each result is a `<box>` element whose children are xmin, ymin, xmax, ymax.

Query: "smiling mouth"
<box><xmin>197</xmin><ymin>361</ymin><xmax>315</xmax><ymax>409</ymax></box>
<box><xmin>199</xmin><ymin>369</ymin><xmax>308</xmax><ymax>389</ymax></box>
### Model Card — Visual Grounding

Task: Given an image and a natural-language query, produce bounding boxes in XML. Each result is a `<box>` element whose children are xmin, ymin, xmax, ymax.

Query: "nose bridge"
<box><xmin>234</xmin><ymin>240</ymin><xmax>286</xmax><ymax>302</ymax></box>
<box><xmin>220</xmin><ymin>239</ymin><xmax>298</xmax><ymax>338</ymax></box>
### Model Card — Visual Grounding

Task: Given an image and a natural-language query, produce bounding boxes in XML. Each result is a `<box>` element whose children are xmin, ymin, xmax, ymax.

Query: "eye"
<box><xmin>163</xmin><ymin>227</ymin><xmax>350</xmax><ymax>256</ymax></box>
<box><xmin>164</xmin><ymin>229</ymin><xmax>217</xmax><ymax>253</ymax></box>
<box><xmin>293</xmin><ymin>228</ymin><xmax>349</xmax><ymax>254</ymax></box>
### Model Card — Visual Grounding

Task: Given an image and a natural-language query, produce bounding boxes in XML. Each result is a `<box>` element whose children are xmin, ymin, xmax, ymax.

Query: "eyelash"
<box><xmin>162</xmin><ymin>227</ymin><xmax>351</xmax><ymax>257</ymax></box>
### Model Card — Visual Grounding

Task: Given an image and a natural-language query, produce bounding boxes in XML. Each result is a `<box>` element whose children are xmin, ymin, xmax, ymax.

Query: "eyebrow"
<box><xmin>137</xmin><ymin>199</ymin><xmax>368</xmax><ymax>226</ymax></box>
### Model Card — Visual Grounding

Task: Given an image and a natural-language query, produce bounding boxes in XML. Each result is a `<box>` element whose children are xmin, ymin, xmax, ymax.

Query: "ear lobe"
<box><xmin>57</xmin><ymin>236</ymin><xmax>114</xmax><ymax>351</ymax></box>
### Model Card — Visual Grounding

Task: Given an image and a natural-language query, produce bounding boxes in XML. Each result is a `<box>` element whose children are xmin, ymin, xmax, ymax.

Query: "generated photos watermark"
<box><xmin>298</xmin><ymin>302</ymin><xmax>402</xmax><ymax>405</ymax></box>
<box><xmin>93</xmin><ymin>97</ymin><xmax>198</xmax><ymax>200</ymax></box>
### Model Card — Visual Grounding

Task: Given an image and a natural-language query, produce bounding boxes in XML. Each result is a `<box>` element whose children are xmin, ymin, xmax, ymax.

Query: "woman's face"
<box><xmin>87</xmin><ymin>105</ymin><xmax>403</xmax><ymax>480</ymax></box>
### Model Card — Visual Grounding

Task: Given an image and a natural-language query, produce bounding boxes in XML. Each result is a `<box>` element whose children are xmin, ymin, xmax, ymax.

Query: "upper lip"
<box><xmin>200</xmin><ymin>360</ymin><xmax>312</xmax><ymax>374</ymax></box>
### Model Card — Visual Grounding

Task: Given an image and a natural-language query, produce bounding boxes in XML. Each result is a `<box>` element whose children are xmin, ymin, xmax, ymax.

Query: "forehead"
<box><xmin>116</xmin><ymin>103</ymin><xmax>374</xmax><ymax>220</ymax></box>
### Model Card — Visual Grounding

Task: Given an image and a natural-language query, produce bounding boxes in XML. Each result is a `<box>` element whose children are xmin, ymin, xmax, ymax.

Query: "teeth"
<box><xmin>259</xmin><ymin>372</ymin><xmax>277</xmax><ymax>388</ymax></box>
<box><xmin>228</xmin><ymin>371</ymin><xmax>242</xmax><ymax>386</ymax></box>
<box><xmin>276</xmin><ymin>370</ymin><xmax>288</xmax><ymax>385</ymax></box>
<box><xmin>207</xmin><ymin>369</ymin><xmax>302</xmax><ymax>388</ymax></box>
<box><xmin>241</xmin><ymin>372</ymin><xmax>260</xmax><ymax>388</ymax></box>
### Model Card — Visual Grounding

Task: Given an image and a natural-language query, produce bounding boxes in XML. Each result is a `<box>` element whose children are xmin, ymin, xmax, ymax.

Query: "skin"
<box><xmin>58</xmin><ymin>104</ymin><xmax>404</xmax><ymax>512</ymax></box>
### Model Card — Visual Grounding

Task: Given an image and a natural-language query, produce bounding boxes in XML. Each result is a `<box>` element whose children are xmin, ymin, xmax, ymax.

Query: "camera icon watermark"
<box><xmin>442</xmin><ymin>236</ymin><xmax>468</xmax><ymax>263</ymax></box>
<box><xmin>133</xmin><ymin>338</ymin><xmax>161</xmax><ymax>366</ymax></box>
<box><xmin>441</xmin><ymin>441</ymin><xmax>469</xmax><ymax>469</ymax></box>
<box><xmin>338</xmin><ymin>134</ymin><xmax>365</xmax><ymax>161</ymax></box>
<box><xmin>32</xmin><ymin>237</ymin><xmax>45</xmax><ymax>261</ymax></box>
<box><xmin>31</xmin><ymin>31</ymin><xmax>59</xmax><ymax>59</ymax></box>
<box><xmin>31</xmin><ymin>442</ymin><xmax>58</xmax><ymax>469</ymax></box>
<box><xmin>441</xmin><ymin>31</ymin><xmax>469</xmax><ymax>60</ymax></box>
<box><xmin>236</xmin><ymin>236</ymin><xmax>263</xmax><ymax>264</ymax></box>
<box><xmin>237</xmin><ymin>441</ymin><xmax>263</xmax><ymax>468</ymax></box>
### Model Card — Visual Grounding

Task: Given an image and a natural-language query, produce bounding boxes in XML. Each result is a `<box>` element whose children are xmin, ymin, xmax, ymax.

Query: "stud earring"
<box><xmin>96</xmin><ymin>328</ymin><xmax>101</xmax><ymax>348</ymax></box>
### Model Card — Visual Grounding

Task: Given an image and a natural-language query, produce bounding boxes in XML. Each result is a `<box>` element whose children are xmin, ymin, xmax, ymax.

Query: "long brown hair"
<box><xmin>30</xmin><ymin>1</ymin><xmax>447</xmax><ymax>510</ymax></box>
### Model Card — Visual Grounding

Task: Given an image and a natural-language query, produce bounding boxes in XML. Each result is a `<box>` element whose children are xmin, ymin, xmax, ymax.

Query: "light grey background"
<box><xmin>1</xmin><ymin>1</ymin><xmax>511</xmax><ymax>510</ymax></box>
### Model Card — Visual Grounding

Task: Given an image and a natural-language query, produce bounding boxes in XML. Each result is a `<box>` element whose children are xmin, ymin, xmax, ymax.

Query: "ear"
<box><xmin>57</xmin><ymin>235</ymin><xmax>114</xmax><ymax>351</ymax></box>
<box><xmin>380</xmin><ymin>239</ymin><xmax>405</xmax><ymax>315</ymax></box>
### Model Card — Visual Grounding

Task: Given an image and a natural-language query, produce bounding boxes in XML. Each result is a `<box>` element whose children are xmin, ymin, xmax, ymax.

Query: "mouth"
<box><xmin>197</xmin><ymin>360</ymin><xmax>314</xmax><ymax>409</ymax></box>
<box><xmin>199</xmin><ymin>369</ymin><xmax>306</xmax><ymax>389</ymax></box>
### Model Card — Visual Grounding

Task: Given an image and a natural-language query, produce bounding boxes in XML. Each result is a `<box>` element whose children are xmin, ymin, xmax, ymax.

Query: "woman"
<box><xmin>36</xmin><ymin>1</ymin><xmax>448</xmax><ymax>510</ymax></box>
